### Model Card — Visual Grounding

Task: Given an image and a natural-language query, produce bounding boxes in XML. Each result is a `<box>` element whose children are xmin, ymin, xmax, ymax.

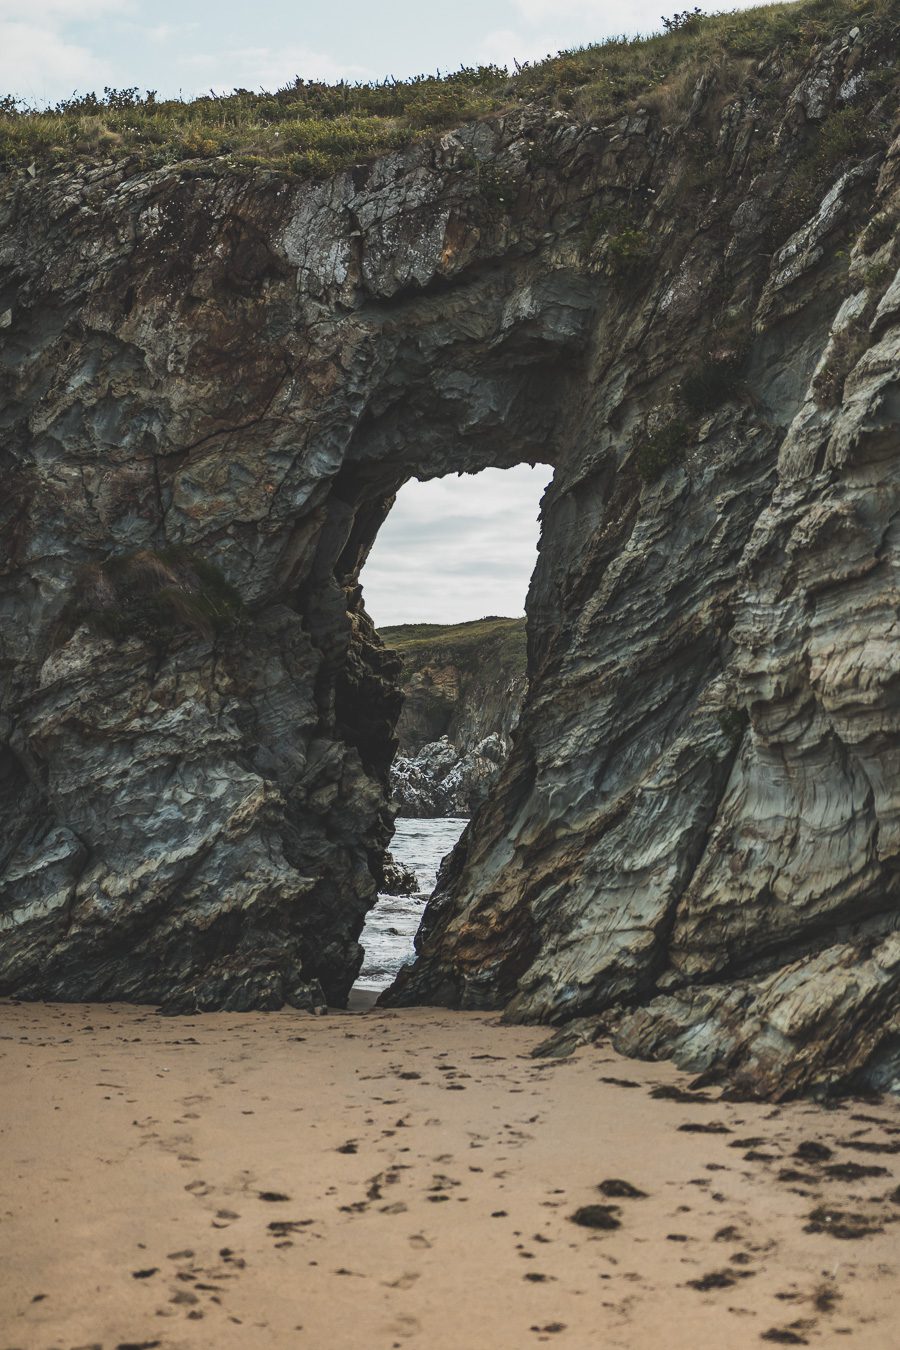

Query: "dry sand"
<box><xmin>1</xmin><ymin>1000</ymin><xmax>898</xmax><ymax>1350</ymax></box>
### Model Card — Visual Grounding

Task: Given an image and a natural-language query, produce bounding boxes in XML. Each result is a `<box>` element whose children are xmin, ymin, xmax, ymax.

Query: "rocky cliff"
<box><xmin>390</xmin><ymin>735</ymin><xmax>506</xmax><ymax>818</ymax></box>
<box><xmin>1</xmin><ymin>2</ymin><xmax>898</xmax><ymax>1093</ymax></box>
<box><xmin>380</xmin><ymin>618</ymin><xmax>526</xmax><ymax>815</ymax></box>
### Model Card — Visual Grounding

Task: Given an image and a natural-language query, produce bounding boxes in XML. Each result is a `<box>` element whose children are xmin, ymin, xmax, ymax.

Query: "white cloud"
<box><xmin>0</xmin><ymin>21</ymin><xmax>112</xmax><ymax>101</ymax></box>
<box><xmin>479</xmin><ymin>26</ymin><xmax>573</xmax><ymax>69</ymax></box>
<box><xmin>0</xmin><ymin>1</ymin><xmax>129</xmax><ymax>101</ymax></box>
<box><xmin>477</xmin><ymin>1</ymin><xmax>664</xmax><ymax>70</ymax></box>
<box><xmin>480</xmin><ymin>1</ymin><xmax>777</xmax><ymax>74</ymax></box>
<box><xmin>144</xmin><ymin>22</ymin><xmax>199</xmax><ymax>44</ymax></box>
<box><xmin>0</xmin><ymin>0</ymin><xmax>128</xmax><ymax>18</ymax></box>
<box><xmin>176</xmin><ymin>44</ymin><xmax>373</xmax><ymax>93</ymax></box>
<box><xmin>0</xmin><ymin>1</ymin><xmax>372</xmax><ymax>104</ymax></box>
<box><xmin>362</xmin><ymin>465</ymin><xmax>552</xmax><ymax>626</ymax></box>
<box><xmin>512</xmin><ymin>0</ymin><xmax>659</xmax><ymax>27</ymax></box>
<box><xmin>512</xmin><ymin>0</ymin><xmax>765</xmax><ymax>25</ymax></box>
<box><xmin>484</xmin><ymin>0</ymin><xmax>774</xmax><ymax>66</ymax></box>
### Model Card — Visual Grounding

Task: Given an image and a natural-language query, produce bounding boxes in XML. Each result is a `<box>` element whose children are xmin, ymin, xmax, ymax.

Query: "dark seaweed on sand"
<box><xmin>597</xmin><ymin>1178</ymin><xmax>647</xmax><ymax>1199</ymax></box>
<box><xmin>649</xmin><ymin>1083</ymin><xmax>712</xmax><ymax>1102</ymax></box>
<box><xmin>804</xmin><ymin>1206</ymin><xmax>883</xmax><ymax>1239</ymax></box>
<box><xmin>678</xmin><ymin>1122</ymin><xmax>731</xmax><ymax>1134</ymax></box>
<box><xmin>824</xmin><ymin>1162</ymin><xmax>889</xmax><ymax>1181</ymax></box>
<box><xmin>569</xmin><ymin>1204</ymin><xmax>622</xmax><ymax>1230</ymax></box>
<box><xmin>794</xmin><ymin>1141</ymin><xmax>832</xmax><ymax>1163</ymax></box>
<box><xmin>839</xmin><ymin>1138</ymin><xmax>900</xmax><ymax>1155</ymax></box>
<box><xmin>686</xmin><ymin>1270</ymin><xmax>738</xmax><ymax>1290</ymax></box>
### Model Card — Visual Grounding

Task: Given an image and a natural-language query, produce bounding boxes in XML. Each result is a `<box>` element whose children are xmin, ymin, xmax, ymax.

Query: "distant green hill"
<box><xmin>378</xmin><ymin>617</ymin><xmax>526</xmax><ymax>756</ymax></box>
<box><xmin>379</xmin><ymin>615</ymin><xmax>525</xmax><ymax>662</ymax></box>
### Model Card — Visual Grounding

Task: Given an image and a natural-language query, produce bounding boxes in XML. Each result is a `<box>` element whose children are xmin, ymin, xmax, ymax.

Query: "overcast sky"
<box><xmin>3</xmin><ymin>1</ymin><xmax>769</xmax><ymax>103</ymax></box>
<box><xmin>362</xmin><ymin>466</ymin><xmax>551</xmax><ymax>627</ymax></box>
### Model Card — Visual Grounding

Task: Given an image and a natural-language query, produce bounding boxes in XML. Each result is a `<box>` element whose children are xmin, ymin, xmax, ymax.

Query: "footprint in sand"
<box><xmin>157</xmin><ymin>1132</ymin><xmax>195</xmax><ymax>1157</ymax></box>
<box><xmin>169</xmin><ymin>1288</ymin><xmax>200</xmax><ymax>1307</ymax></box>
<box><xmin>384</xmin><ymin>1271</ymin><xmax>420</xmax><ymax>1289</ymax></box>
<box><xmin>385</xmin><ymin>1313</ymin><xmax>421</xmax><ymax>1341</ymax></box>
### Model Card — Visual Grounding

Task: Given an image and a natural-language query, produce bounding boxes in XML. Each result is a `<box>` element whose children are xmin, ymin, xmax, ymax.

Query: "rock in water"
<box><xmin>0</xmin><ymin>12</ymin><xmax>898</xmax><ymax>1094</ymax></box>
<box><xmin>381</xmin><ymin>852</ymin><xmax>418</xmax><ymax>897</ymax></box>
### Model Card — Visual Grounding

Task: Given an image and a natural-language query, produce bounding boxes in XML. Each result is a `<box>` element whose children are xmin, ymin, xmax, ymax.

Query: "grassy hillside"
<box><xmin>379</xmin><ymin>618</ymin><xmax>526</xmax><ymax>755</ymax></box>
<box><xmin>1</xmin><ymin>1</ymin><xmax>894</xmax><ymax>176</ymax></box>
<box><xmin>379</xmin><ymin>616</ymin><xmax>526</xmax><ymax>672</ymax></box>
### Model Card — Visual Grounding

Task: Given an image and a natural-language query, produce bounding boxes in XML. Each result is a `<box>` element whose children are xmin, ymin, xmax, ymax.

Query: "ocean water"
<box><xmin>354</xmin><ymin>817</ymin><xmax>468</xmax><ymax>995</ymax></box>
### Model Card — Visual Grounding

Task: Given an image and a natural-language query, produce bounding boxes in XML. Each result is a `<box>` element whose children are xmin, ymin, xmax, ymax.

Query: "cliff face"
<box><xmin>381</xmin><ymin>619</ymin><xmax>526</xmax><ymax>757</ymax></box>
<box><xmin>1</xmin><ymin>12</ymin><xmax>898</xmax><ymax>1091</ymax></box>
<box><xmin>379</xmin><ymin>618</ymin><xmax>526</xmax><ymax>815</ymax></box>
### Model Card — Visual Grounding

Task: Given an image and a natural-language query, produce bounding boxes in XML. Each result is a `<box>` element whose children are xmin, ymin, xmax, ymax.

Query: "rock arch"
<box><xmin>1</xmin><ymin>54</ymin><xmax>898</xmax><ymax>1092</ymax></box>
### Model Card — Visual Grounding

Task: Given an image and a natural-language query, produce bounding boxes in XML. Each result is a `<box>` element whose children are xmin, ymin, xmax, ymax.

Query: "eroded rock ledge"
<box><xmin>1</xmin><ymin>15</ymin><xmax>898</xmax><ymax>1094</ymax></box>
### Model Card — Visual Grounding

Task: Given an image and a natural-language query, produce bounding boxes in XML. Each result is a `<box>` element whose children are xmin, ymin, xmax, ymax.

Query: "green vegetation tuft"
<box><xmin>605</xmin><ymin>227</ymin><xmax>657</xmax><ymax>277</ymax></box>
<box><xmin>859</xmin><ymin>207</ymin><xmax>898</xmax><ymax>255</ymax></box>
<box><xmin>474</xmin><ymin>164</ymin><xmax>520</xmax><ymax>214</ymax></box>
<box><xmin>635</xmin><ymin>310</ymin><xmax>753</xmax><ymax>480</ymax></box>
<box><xmin>0</xmin><ymin>0</ymin><xmax>895</xmax><ymax>180</ymax></box>
<box><xmin>772</xmin><ymin>105</ymin><xmax>891</xmax><ymax>241</ymax></box>
<box><xmin>862</xmin><ymin>256</ymin><xmax>894</xmax><ymax>289</ymax></box>
<box><xmin>634</xmin><ymin>419</ymin><xmax>691</xmax><ymax>482</ymax></box>
<box><xmin>56</xmin><ymin>546</ymin><xmax>244</xmax><ymax>646</ymax></box>
<box><xmin>812</xmin><ymin>320</ymin><xmax>869</xmax><ymax>405</ymax></box>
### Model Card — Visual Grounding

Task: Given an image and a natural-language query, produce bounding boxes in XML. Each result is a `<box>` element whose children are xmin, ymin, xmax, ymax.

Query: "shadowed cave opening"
<box><xmin>345</xmin><ymin>464</ymin><xmax>552</xmax><ymax>1001</ymax></box>
<box><xmin>290</xmin><ymin>325</ymin><xmax>584</xmax><ymax>1012</ymax></box>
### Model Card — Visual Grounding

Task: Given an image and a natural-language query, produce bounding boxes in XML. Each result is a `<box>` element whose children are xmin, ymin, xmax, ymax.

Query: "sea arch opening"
<box><xmin>349</xmin><ymin>463</ymin><xmax>552</xmax><ymax>1003</ymax></box>
<box><xmin>291</xmin><ymin>286</ymin><xmax>590</xmax><ymax>1011</ymax></box>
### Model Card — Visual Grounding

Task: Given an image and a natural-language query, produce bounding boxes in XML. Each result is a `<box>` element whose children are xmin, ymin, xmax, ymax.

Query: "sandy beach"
<box><xmin>1</xmin><ymin>1000</ymin><xmax>897</xmax><ymax>1350</ymax></box>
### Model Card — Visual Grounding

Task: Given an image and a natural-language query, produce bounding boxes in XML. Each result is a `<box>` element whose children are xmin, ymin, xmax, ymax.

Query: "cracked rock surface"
<box><xmin>1</xmin><ymin>17</ymin><xmax>898</xmax><ymax>1091</ymax></box>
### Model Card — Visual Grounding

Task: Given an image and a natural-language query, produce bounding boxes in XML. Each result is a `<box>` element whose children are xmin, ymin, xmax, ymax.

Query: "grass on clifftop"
<box><xmin>379</xmin><ymin>617</ymin><xmax>526</xmax><ymax>673</ymax></box>
<box><xmin>0</xmin><ymin>0</ymin><xmax>894</xmax><ymax>177</ymax></box>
